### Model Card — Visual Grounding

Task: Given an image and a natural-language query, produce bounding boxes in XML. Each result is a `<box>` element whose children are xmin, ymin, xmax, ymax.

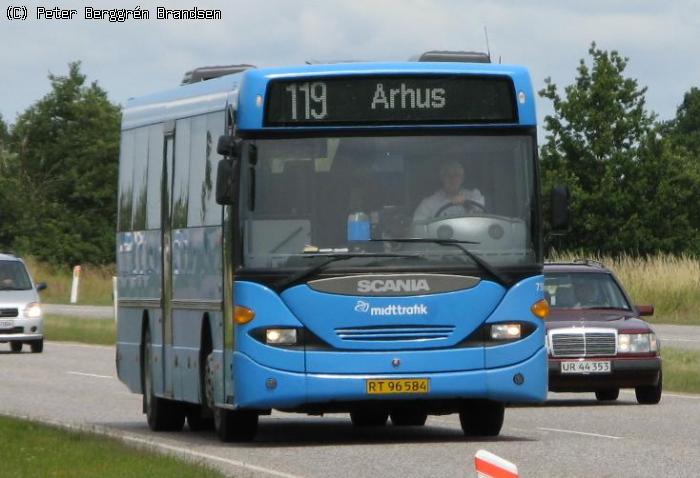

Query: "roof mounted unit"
<box><xmin>181</xmin><ymin>64</ymin><xmax>255</xmax><ymax>85</ymax></box>
<box><xmin>413</xmin><ymin>51</ymin><xmax>491</xmax><ymax>63</ymax></box>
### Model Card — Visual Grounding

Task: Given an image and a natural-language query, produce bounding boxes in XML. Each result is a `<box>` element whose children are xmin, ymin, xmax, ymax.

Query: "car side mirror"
<box><xmin>36</xmin><ymin>282</ymin><xmax>47</xmax><ymax>292</ymax></box>
<box><xmin>636</xmin><ymin>304</ymin><xmax>654</xmax><ymax>317</ymax></box>
<box><xmin>550</xmin><ymin>185</ymin><xmax>571</xmax><ymax>231</ymax></box>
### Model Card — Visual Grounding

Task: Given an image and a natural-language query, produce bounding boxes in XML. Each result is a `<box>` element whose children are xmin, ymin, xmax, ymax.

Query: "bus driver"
<box><xmin>413</xmin><ymin>160</ymin><xmax>485</xmax><ymax>222</ymax></box>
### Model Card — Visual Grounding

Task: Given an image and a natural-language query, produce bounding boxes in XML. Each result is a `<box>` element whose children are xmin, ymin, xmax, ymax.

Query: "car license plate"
<box><xmin>561</xmin><ymin>360</ymin><xmax>611</xmax><ymax>374</ymax></box>
<box><xmin>0</xmin><ymin>320</ymin><xmax>13</xmax><ymax>329</ymax></box>
<box><xmin>366</xmin><ymin>378</ymin><xmax>430</xmax><ymax>395</ymax></box>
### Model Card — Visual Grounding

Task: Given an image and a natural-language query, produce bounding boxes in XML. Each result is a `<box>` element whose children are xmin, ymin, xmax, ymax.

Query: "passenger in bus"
<box><xmin>412</xmin><ymin>160</ymin><xmax>485</xmax><ymax>222</ymax></box>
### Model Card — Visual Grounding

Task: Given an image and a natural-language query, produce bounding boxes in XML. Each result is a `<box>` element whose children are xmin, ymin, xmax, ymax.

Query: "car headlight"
<box><xmin>24</xmin><ymin>302</ymin><xmax>42</xmax><ymax>319</ymax></box>
<box><xmin>618</xmin><ymin>332</ymin><xmax>658</xmax><ymax>353</ymax></box>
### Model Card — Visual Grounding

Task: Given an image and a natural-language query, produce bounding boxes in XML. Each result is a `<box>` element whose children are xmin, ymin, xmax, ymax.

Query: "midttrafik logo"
<box><xmin>354</xmin><ymin>300</ymin><xmax>429</xmax><ymax>316</ymax></box>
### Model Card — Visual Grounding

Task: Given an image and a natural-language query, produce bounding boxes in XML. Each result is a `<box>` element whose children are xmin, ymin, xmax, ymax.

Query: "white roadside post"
<box><xmin>69</xmin><ymin>265</ymin><xmax>81</xmax><ymax>304</ymax></box>
<box><xmin>474</xmin><ymin>450</ymin><xmax>519</xmax><ymax>478</ymax></box>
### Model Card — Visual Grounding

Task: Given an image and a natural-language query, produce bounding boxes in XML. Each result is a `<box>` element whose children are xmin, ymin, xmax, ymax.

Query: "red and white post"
<box><xmin>474</xmin><ymin>450</ymin><xmax>519</xmax><ymax>478</ymax></box>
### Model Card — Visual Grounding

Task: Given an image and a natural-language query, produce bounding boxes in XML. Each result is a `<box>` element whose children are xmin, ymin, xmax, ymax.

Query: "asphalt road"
<box><xmin>1</xmin><ymin>342</ymin><xmax>699</xmax><ymax>477</ymax></box>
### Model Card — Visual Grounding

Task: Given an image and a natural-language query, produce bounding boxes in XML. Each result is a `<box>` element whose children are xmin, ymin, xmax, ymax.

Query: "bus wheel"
<box><xmin>350</xmin><ymin>410</ymin><xmax>388</xmax><ymax>427</ymax></box>
<box><xmin>186</xmin><ymin>406</ymin><xmax>214</xmax><ymax>431</ymax></box>
<box><xmin>204</xmin><ymin>352</ymin><xmax>258</xmax><ymax>441</ymax></box>
<box><xmin>390</xmin><ymin>410</ymin><xmax>427</xmax><ymax>426</ymax></box>
<box><xmin>142</xmin><ymin>328</ymin><xmax>185</xmax><ymax>431</ymax></box>
<box><xmin>458</xmin><ymin>400</ymin><xmax>504</xmax><ymax>437</ymax></box>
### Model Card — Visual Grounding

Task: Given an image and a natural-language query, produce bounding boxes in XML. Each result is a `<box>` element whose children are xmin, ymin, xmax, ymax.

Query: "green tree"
<box><xmin>539</xmin><ymin>43</ymin><xmax>700</xmax><ymax>255</ymax></box>
<box><xmin>5</xmin><ymin>62</ymin><xmax>121</xmax><ymax>264</ymax></box>
<box><xmin>664</xmin><ymin>87</ymin><xmax>700</xmax><ymax>154</ymax></box>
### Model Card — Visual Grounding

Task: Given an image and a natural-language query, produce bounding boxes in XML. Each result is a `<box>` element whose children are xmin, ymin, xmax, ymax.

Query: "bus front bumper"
<box><xmin>232</xmin><ymin>347</ymin><xmax>547</xmax><ymax>410</ymax></box>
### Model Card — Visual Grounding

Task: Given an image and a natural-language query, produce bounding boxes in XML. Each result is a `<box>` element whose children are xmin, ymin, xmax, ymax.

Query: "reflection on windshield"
<box><xmin>240</xmin><ymin>135</ymin><xmax>538</xmax><ymax>271</ymax></box>
<box><xmin>546</xmin><ymin>273</ymin><xmax>631</xmax><ymax>310</ymax></box>
<box><xmin>0</xmin><ymin>261</ymin><xmax>32</xmax><ymax>290</ymax></box>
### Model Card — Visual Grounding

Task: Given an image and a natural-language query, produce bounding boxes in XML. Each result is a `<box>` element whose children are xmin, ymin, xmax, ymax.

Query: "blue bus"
<box><xmin>116</xmin><ymin>52</ymin><xmax>550</xmax><ymax>441</ymax></box>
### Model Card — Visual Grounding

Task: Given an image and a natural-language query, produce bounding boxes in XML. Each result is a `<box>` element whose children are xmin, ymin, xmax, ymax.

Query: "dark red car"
<box><xmin>544</xmin><ymin>261</ymin><xmax>662</xmax><ymax>404</ymax></box>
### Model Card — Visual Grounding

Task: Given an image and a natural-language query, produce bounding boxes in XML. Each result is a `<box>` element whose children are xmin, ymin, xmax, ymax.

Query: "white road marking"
<box><xmin>661</xmin><ymin>336</ymin><xmax>700</xmax><ymax>342</ymax></box>
<box><xmin>67</xmin><ymin>371</ymin><xmax>113</xmax><ymax>379</ymax></box>
<box><xmin>538</xmin><ymin>427</ymin><xmax>622</xmax><ymax>440</ymax></box>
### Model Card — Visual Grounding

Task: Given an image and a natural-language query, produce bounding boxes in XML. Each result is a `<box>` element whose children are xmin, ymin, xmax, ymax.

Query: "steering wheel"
<box><xmin>434</xmin><ymin>199</ymin><xmax>486</xmax><ymax>218</ymax></box>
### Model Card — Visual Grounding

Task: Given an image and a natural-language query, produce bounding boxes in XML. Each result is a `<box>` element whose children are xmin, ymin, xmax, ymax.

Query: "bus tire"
<box><xmin>350</xmin><ymin>410</ymin><xmax>388</xmax><ymax>427</ymax></box>
<box><xmin>390</xmin><ymin>410</ymin><xmax>427</xmax><ymax>426</ymax></box>
<box><xmin>186</xmin><ymin>406</ymin><xmax>214</xmax><ymax>431</ymax></box>
<box><xmin>458</xmin><ymin>400</ymin><xmax>504</xmax><ymax>437</ymax></box>
<box><xmin>142</xmin><ymin>327</ymin><xmax>185</xmax><ymax>432</ymax></box>
<box><xmin>214</xmin><ymin>408</ymin><xmax>259</xmax><ymax>442</ymax></box>
<box><xmin>204</xmin><ymin>351</ymin><xmax>258</xmax><ymax>441</ymax></box>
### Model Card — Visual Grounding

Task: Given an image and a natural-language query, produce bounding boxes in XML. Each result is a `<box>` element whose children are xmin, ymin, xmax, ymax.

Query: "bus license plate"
<box><xmin>561</xmin><ymin>361</ymin><xmax>611</xmax><ymax>374</ymax></box>
<box><xmin>366</xmin><ymin>378</ymin><xmax>430</xmax><ymax>395</ymax></box>
<box><xmin>0</xmin><ymin>320</ymin><xmax>13</xmax><ymax>329</ymax></box>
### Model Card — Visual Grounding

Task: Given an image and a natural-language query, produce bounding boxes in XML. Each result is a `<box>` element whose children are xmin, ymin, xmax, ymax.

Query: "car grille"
<box><xmin>550</xmin><ymin>330</ymin><xmax>617</xmax><ymax>357</ymax></box>
<box><xmin>335</xmin><ymin>325</ymin><xmax>455</xmax><ymax>342</ymax></box>
<box><xmin>0</xmin><ymin>308</ymin><xmax>19</xmax><ymax>318</ymax></box>
<box><xmin>0</xmin><ymin>327</ymin><xmax>24</xmax><ymax>335</ymax></box>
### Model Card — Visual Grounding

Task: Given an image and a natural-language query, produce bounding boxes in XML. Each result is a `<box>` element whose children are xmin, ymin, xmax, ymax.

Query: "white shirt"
<box><xmin>413</xmin><ymin>188</ymin><xmax>485</xmax><ymax>222</ymax></box>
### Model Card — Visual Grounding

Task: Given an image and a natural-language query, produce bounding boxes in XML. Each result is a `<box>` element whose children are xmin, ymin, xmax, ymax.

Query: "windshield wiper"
<box><xmin>370</xmin><ymin>238</ymin><xmax>511</xmax><ymax>287</ymax></box>
<box><xmin>275</xmin><ymin>252</ymin><xmax>424</xmax><ymax>290</ymax></box>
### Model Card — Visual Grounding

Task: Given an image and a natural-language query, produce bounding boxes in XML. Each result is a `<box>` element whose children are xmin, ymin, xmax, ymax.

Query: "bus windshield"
<box><xmin>239</xmin><ymin>134</ymin><xmax>539</xmax><ymax>273</ymax></box>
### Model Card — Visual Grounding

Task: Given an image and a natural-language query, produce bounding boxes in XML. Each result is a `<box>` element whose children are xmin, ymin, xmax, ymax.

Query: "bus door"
<box><xmin>160</xmin><ymin>122</ymin><xmax>176</xmax><ymax>398</ymax></box>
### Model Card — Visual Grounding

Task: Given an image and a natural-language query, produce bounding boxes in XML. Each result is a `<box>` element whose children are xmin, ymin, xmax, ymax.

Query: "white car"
<box><xmin>0</xmin><ymin>254</ymin><xmax>46</xmax><ymax>353</ymax></box>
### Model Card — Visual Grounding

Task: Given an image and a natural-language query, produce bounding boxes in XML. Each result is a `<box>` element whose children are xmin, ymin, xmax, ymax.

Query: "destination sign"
<box><xmin>265</xmin><ymin>76</ymin><xmax>517</xmax><ymax>126</ymax></box>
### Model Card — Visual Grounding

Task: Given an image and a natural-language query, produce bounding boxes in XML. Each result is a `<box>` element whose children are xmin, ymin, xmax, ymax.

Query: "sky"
<box><xmin>1</xmin><ymin>0</ymin><xmax>698</xmax><ymax>131</ymax></box>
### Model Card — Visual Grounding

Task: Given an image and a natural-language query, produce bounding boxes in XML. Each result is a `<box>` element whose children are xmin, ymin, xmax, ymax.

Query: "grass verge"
<box><xmin>0</xmin><ymin>415</ymin><xmax>224</xmax><ymax>478</ymax></box>
<box><xmin>663</xmin><ymin>347</ymin><xmax>700</xmax><ymax>395</ymax></box>
<box><xmin>44</xmin><ymin>315</ymin><xmax>115</xmax><ymax>346</ymax></box>
<box><xmin>24</xmin><ymin>257</ymin><xmax>115</xmax><ymax>306</ymax></box>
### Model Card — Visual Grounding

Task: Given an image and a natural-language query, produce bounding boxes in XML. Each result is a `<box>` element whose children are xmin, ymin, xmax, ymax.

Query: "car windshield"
<box><xmin>0</xmin><ymin>261</ymin><xmax>33</xmax><ymax>290</ymax></box>
<box><xmin>545</xmin><ymin>272</ymin><xmax>631</xmax><ymax>310</ymax></box>
<box><xmin>239</xmin><ymin>134</ymin><xmax>539</xmax><ymax>273</ymax></box>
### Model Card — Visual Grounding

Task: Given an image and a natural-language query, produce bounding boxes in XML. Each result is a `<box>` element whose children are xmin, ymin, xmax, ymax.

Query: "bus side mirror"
<box><xmin>550</xmin><ymin>185</ymin><xmax>570</xmax><ymax>231</ymax></box>
<box><xmin>217</xmin><ymin>135</ymin><xmax>239</xmax><ymax>158</ymax></box>
<box><xmin>216</xmin><ymin>159</ymin><xmax>237</xmax><ymax>205</ymax></box>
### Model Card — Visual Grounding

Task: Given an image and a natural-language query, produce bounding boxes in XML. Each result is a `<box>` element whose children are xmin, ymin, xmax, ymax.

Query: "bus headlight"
<box><xmin>24</xmin><ymin>302</ymin><xmax>42</xmax><ymax>319</ymax></box>
<box><xmin>266</xmin><ymin>328</ymin><xmax>298</xmax><ymax>345</ymax></box>
<box><xmin>490</xmin><ymin>323</ymin><xmax>522</xmax><ymax>340</ymax></box>
<box><xmin>618</xmin><ymin>332</ymin><xmax>658</xmax><ymax>353</ymax></box>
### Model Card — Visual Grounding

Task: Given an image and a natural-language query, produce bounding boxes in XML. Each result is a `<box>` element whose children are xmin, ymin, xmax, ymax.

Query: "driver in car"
<box><xmin>413</xmin><ymin>160</ymin><xmax>485</xmax><ymax>222</ymax></box>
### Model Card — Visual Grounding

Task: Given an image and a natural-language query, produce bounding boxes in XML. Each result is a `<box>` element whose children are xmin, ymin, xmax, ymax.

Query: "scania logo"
<box><xmin>356</xmin><ymin>279</ymin><xmax>430</xmax><ymax>293</ymax></box>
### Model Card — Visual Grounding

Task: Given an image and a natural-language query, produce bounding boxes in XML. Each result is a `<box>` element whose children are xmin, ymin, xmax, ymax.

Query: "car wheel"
<box><xmin>350</xmin><ymin>410</ymin><xmax>389</xmax><ymax>427</ymax></box>
<box><xmin>29</xmin><ymin>339</ymin><xmax>43</xmax><ymax>353</ymax></box>
<box><xmin>205</xmin><ymin>352</ymin><xmax>258</xmax><ymax>441</ymax></box>
<box><xmin>636</xmin><ymin>372</ymin><xmax>662</xmax><ymax>405</ymax></box>
<box><xmin>10</xmin><ymin>342</ymin><xmax>22</xmax><ymax>353</ymax></box>
<box><xmin>459</xmin><ymin>400</ymin><xmax>504</xmax><ymax>437</ymax></box>
<box><xmin>390</xmin><ymin>410</ymin><xmax>428</xmax><ymax>426</ymax></box>
<box><xmin>595</xmin><ymin>388</ymin><xmax>619</xmax><ymax>401</ymax></box>
<box><xmin>142</xmin><ymin>328</ymin><xmax>185</xmax><ymax>431</ymax></box>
